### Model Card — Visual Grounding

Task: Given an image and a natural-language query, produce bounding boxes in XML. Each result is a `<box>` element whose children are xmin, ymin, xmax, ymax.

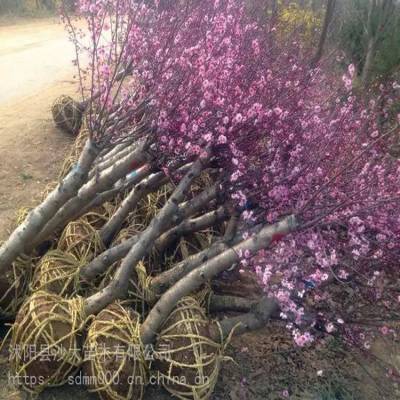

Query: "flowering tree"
<box><xmin>3</xmin><ymin>0</ymin><xmax>400</xmax><ymax>397</ymax></box>
<box><xmin>55</xmin><ymin>0</ymin><xmax>400</xmax><ymax>352</ymax></box>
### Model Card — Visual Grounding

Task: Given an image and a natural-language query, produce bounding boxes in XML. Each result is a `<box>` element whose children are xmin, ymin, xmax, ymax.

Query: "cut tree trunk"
<box><xmin>84</xmin><ymin>151</ymin><xmax>212</xmax><ymax>315</ymax></box>
<box><xmin>0</xmin><ymin>139</ymin><xmax>99</xmax><ymax>274</ymax></box>
<box><xmin>140</xmin><ymin>215</ymin><xmax>298</xmax><ymax>344</ymax></box>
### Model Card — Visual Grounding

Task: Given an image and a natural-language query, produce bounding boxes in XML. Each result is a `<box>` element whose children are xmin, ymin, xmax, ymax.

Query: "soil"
<box><xmin>0</xmin><ymin>18</ymin><xmax>398</xmax><ymax>400</ymax></box>
<box><xmin>0</xmin><ymin>18</ymin><xmax>77</xmax><ymax>241</ymax></box>
<box><xmin>0</xmin><ymin>81</ymin><xmax>77</xmax><ymax>242</ymax></box>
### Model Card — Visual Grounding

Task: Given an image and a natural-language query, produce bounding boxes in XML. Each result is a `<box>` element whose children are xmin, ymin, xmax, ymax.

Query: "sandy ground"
<box><xmin>0</xmin><ymin>19</ymin><xmax>78</xmax><ymax>241</ymax></box>
<box><xmin>0</xmin><ymin>18</ymin><xmax>398</xmax><ymax>400</ymax></box>
<box><xmin>0</xmin><ymin>17</ymin><xmax>77</xmax><ymax>104</ymax></box>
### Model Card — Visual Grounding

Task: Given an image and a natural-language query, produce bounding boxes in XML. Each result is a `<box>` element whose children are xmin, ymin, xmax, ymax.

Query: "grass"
<box><xmin>20</xmin><ymin>172</ymin><xmax>33</xmax><ymax>181</ymax></box>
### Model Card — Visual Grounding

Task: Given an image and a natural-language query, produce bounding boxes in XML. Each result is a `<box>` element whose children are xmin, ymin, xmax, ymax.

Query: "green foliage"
<box><xmin>0</xmin><ymin>0</ymin><xmax>24</xmax><ymax>14</ymax></box>
<box><xmin>338</xmin><ymin>0</ymin><xmax>400</xmax><ymax>80</ymax></box>
<box><xmin>0</xmin><ymin>0</ymin><xmax>73</xmax><ymax>15</ymax></box>
<box><xmin>374</xmin><ymin>17</ymin><xmax>400</xmax><ymax>77</ymax></box>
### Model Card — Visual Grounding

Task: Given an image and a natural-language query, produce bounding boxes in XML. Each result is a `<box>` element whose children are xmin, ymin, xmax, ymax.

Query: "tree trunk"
<box><xmin>311</xmin><ymin>0</ymin><xmax>336</xmax><ymax>67</ymax></box>
<box><xmin>30</xmin><ymin>145</ymin><xmax>150</xmax><ymax>249</ymax></box>
<box><xmin>84</xmin><ymin>151</ymin><xmax>211</xmax><ymax>315</ymax></box>
<box><xmin>0</xmin><ymin>139</ymin><xmax>99</xmax><ymax>274</ymax></box>
<box><xmin>140</xmin><ymin>215</ymin><xmax>298</xmax><ymax>344</ymax></box>
<box><xmin>361</xmin><ymin>37</ymin><xmax>377</xmax><ymax>87</ymax></box>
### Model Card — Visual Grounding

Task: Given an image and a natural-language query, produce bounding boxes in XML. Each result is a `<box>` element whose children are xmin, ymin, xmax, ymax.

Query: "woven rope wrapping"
<box><xmin>31</xmin><ymin>250</ymin><xmax>84</xmax><ymax>298</ymax></box>
<box><xmin>9</xmin><ymin>291</ymin><xmax>86</xmax><ymax>394</ymax></box>
<box><xmin>83</xmin><ymin>302</ymin><xmax>148</xmax><ymax>400</ymax></box>
<box><xmin>154</xmin><ymin>297</ymin><xmax>225</xmax><ymax>400</ymax></box>
<box><xmin>0</xmin><ymin>255</ymin><xmax>33</xmax><ymax>319</ymax></box>
<box><xmin>82</xmin><ymin>203</ymin><xmax>116</xmax><ymax>230</ymax></box>
<box><xmin>14</xmin><ymin>207</ymin><xmax>31</xmax><ymax>227</ymax></box>
<box><xmin>94</xmin><ymin>261</ymin><xmax>148</xmax><ymax>319</ymax></box>
<box><xmin>52</xmin><ymin>95</ymin><xmax>83</xmax><ymax>135</ymax></box>
<box><xmin>134</xmin><ymin>262</ymin><xmax>157</xmax><ymax>306</ymax></box>
<box><xmin>128</xmin><ymin>185</ymin><xmax>173</xmax><ymax>228</ymax></box>
<box><xmin>58</xmin><ymin>219</ymin><xmax>104</xmax><ymax>262</ymax></box>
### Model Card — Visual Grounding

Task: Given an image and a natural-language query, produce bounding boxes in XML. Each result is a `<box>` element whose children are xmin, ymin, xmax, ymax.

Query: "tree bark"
<box><xmin>208</xmin><ymin>294</ymin><xmax>258</xmax><ymax>313</ymax></box>
<box><xmin>148</xmin><ymin>223</ymin><xmax>265</xmax><ymax>297</ymax></box>
<box><xmin>154</xmin><ymin>206</ymin><xmax>229</xmax><ymax>254</ymax></box>
<box><xmin>84</xmin><ymin>151</ymin><xmax>212</xmax><ymax>315</ymax></box>
<box><xmin>99</xmin><ymin>169</ymin><xmax>162</xmax><ymax>246</ymax></box>
<box><xmin>140</xmin><ymin>215</ymin><xmax>298</xmax><ymax>344</ymax></box>
<box><xmin>0</xmin><ymin>139</ymin><xmax>99</xmax><ymax>274</ymax></box>
<box><xmin>311</xmin><ymin>0</ymin><xmax>336</xmax><ymax>67</ymax></box>
<box><xmin>30</xmin><ymin>144</ymin><xmax>151</xmax><ymax>249</ymax></box>
<box><xmin>210</xmin><ymin>296</ymin><xmax>280</xmax><ymax>340</ymax></box>
<box><xmin>361</xmin><ymin>36</ymin><xmax>378</xmax><ymax>86</ymax></box>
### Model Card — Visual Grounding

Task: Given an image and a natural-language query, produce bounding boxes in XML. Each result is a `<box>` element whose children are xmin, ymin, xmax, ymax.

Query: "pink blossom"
<box><xmin>234</xmin><ymin>113</ymin><xmax>243</xmax><ymax>124</ymax></box>
<box><xmin>380</xmin><ymin>326</ymin><xmax>389</xmax><ymax>335</ymax></box>
<box><xmin>325</xmin><ymin>322</ymin><xmax>335</xmax><ymax>333</ymax></box>
<box><xmin>217</xmin><ymin>135</ymin><xmax>227</xmax><ymax>144</ymax></box>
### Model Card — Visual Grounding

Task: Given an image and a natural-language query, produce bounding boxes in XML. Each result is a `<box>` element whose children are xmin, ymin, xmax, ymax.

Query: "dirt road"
<box><xmin>0</xmin><ymin>19</ymin><xmax>78</xmax><ymax>240</ymax></box>
<box><xmin>0</xmin><ymin>18</ymin><xmax>77</xmax><ymax>104</ymax></box>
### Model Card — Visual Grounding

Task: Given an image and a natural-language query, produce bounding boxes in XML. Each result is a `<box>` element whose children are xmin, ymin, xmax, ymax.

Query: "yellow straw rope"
<box><xmin>84</xmin><ymin>302</ymin><xmax>148</xmax><ymax>400</ymax></box>
<box><xmin>10</xmin><ymin>291</ymin><xmax>86</xmax><ymax>394</ymax></box>
<box><xmin>154</xmin><ymin>297</ymin><xmax>230</xmax><ymax>400</ymax></box>
<box><xmin>0</xmin><ymin>255</ymin><xmax>33</xmax><ymax>319</ymax></box>
<box><xmin>31</xmin><ymin>250</ymin><xmax>85</xmax><ymax>298</ymax></box>
<box><xmin>58</xmin><ymin>219</ymin><xmax>104</xmax><ymax>262</ymax></box>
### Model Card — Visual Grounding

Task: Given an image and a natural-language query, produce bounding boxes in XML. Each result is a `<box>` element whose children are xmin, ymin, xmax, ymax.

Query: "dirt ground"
<box><xmin>0</xmin><ymin>81</ymin><xmax>77</xmax><ymax>242</ymax></box>
<box><xmin>0</xmin><ymin>18</ymin><xmax>398</xmax><ymax>400</ymax></box>
<box><xmin>0</xmin><ymin>17</ymin><xmax>78</xmax><ymax>240</ymax></box>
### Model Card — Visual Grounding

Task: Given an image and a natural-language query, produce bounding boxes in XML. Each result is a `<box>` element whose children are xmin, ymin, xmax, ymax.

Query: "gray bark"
<box><xmin>0</xmin><ymin>139</ymin><xmax>99</xmax><ymax>274</ymax></box>
<box><xmin>84</xmin><ymin>151</ymin><xmax>212</xmax><ymax>315</ymax></box>
<box><xmin>154</xmin><ymin>206</ymin><xmax>229</xmax><ymax>254</ymax></box>
<box><xmin>148</xmin><ymin>223</ymin><xmax>265</xmax><ymax>297</ymax></box>
<box><xmin>361</xmin><ymin>0</ymin><xmax>395</xmax><ymax>86</ymax></box>
<box><xmin>208</xmin><ymin>294</ymin><xmax>258</xmax><ymax>313</ymax></box>
<box><xmin>82</xmin><ymin>180</ymin><xmax>218</xmax><ymax>282</ymax></box>
<box><xmin>140</xmin><ymin>215</ymin><xmax>298</xmax><ymax>344</ymax></box>
<box><xmin>99</xmin><ymin>169</ymin><xmax>161</xmax><ymax>246</ymax></box>
<box><xmin>211</xmin><ymin>296</ymin><xmax>280</xmax><ymax>340</ymax></box>
<box><xmin>361</xmin><ymin>36</ymin><xmax>378</xmax><ymax>86</ymax></box>
<box><xmin>79</xmin><ymin>234</ymin><xmax>139</xmax><ymax>282</ymax></box>
<box><xmin>89</xmin><ymin>142</ymin><xmax>138</xmax><ymax>180</ymax></box>
<box><xmin>311</xmin><ymin>0</ymin><xmax>336</xmax><ymax>66</ymax></box>
<box><xmin>30</xmin><ymin>144</ymin><xmax>151</xmax><ymax>249</ymax></box>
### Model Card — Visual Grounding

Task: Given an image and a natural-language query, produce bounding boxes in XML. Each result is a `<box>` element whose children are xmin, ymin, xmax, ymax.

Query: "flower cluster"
<box><xmin>71</xmin><ymin>0</ymin><xmax>400</xmax><ymax>347</ymax></box>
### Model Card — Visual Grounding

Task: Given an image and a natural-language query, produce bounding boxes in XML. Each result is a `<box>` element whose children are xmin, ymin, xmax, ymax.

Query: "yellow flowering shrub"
<box><xmin>278</xmin><ymin>2</ymin><xmax>322</xmax><ymax>45</ymax></box>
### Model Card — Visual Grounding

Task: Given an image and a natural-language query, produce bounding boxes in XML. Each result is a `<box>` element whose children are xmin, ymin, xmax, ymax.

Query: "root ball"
<box><xmin>10</xmin><ymin>291</ymin><xmax>85</xmax><ymax>394</ymax></box>
<box><xmin>32</xmin><ymin>250</ymin><xmax>82</xmax><ymax>297</ymax></box>
<box><xmin>52</xmin><ymin>95</ymin><xmax>83</xmax><ymax>135</ymax></box>
<box><xmin>0</xmin><ymin>256</ymin><xmax>33</xmax><ymax>319</ymax></box>
<box><xmin>58</xmin><ymin>219</ymin><xmax>103</xmax><ymax>261</ymax></box>
<box><xmin>154</xmin><ymin>297</ymin><xmax>223</xmax><ymax>400</ymax></box>
<box><xmin>83</xmin><ymin>302</ymin><xmax>147</xmax><ymax>400</ymax></box>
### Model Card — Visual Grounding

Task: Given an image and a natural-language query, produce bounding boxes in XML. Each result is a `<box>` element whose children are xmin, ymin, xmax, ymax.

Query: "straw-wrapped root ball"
<box><xmin>9</xmin><ymin>291</ymin><xmax>85</xmax><ymax>394</ymax></box>
<box><xmin>154</xmin><ymin>297</ymin><xmax>224</xmax><ymax>400</ymax></box>
<box><xmin>83</xmin><ymin>302</ymin><xmax>148</xmax><ymax>400</ymax></box>
<box><xmin>58</xmin><ymin>219</ymin><xmax>104</xmax><ymax>262</ymax></box>
<box><xmin>52</xmin><ymin>95</ymin><xmax>83</xmax><ymax>135</ymax></box>
<box><xmin>0</xmin><ymin>256</ymin><xmax>33</xmax><ymax>319</ymax></box>
<box><xmin>82</xmin><ymin>204</ymin><xmax>115</xmax><ymax>230</ymax></box>
<box><xmin>32</xmin><ymin>250</ymin><xmax>82</xmax><ymax>298</ymax></box>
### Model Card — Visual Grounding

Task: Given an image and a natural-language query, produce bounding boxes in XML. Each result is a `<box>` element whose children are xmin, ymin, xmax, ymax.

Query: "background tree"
<box><xmin>338</xmin><ymin>0</ymin><xmax>400</xmax><ymax>86</ymax></box>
